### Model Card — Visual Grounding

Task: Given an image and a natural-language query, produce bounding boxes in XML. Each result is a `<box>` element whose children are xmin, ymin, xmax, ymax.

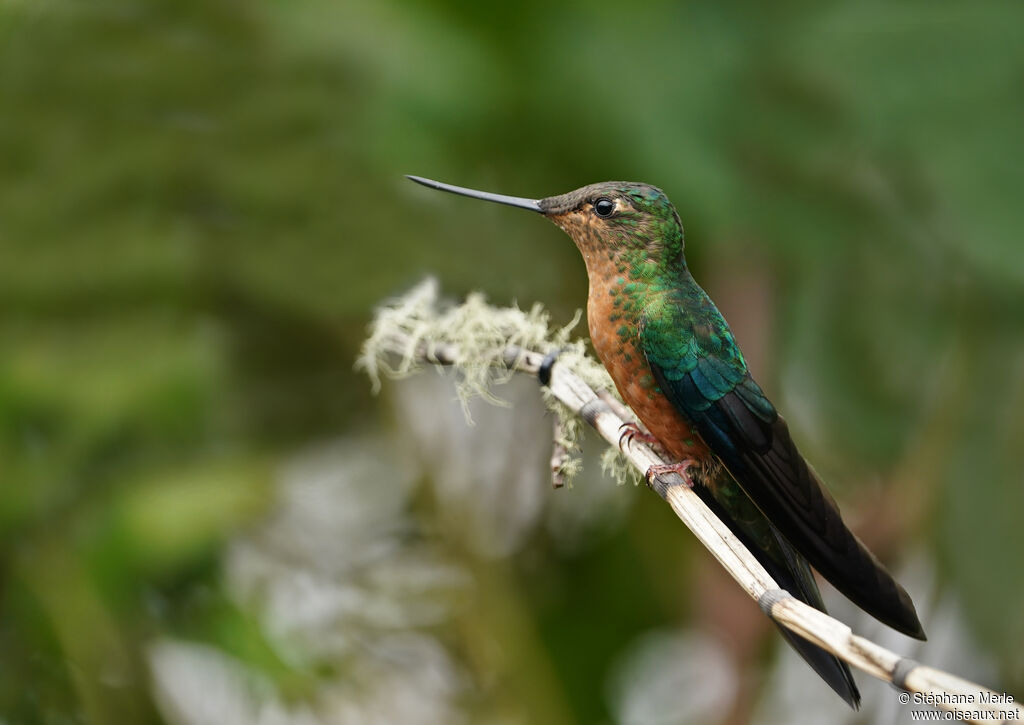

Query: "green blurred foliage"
<box><xmin>1</xmin><ymin>0</ymin><xmax>1023</xmax><ymax>722</ymax></box>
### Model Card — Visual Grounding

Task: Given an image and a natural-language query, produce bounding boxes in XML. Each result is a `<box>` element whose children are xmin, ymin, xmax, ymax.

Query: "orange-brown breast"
<box><xmin>586</xmin><ymin>269</ymin><xmax>712</xmax><ymax>464</ymax></box>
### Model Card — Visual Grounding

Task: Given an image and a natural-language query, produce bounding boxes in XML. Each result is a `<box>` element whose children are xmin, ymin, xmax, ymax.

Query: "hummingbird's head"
<box><xmin>406</xmin><ymin>175</ymin><xmax>687</xmax><ymax>275</ymax></box>
<box><xmin>538</xmin><ymin>182</ymin><xmax>686</xmax><ymax>272</ymax></box>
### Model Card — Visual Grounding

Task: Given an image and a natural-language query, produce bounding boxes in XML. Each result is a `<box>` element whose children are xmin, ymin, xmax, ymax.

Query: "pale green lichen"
<box><xmin>554</xmin><ymin>453</ymin><xmax>584</xmax><ymax>484</ymax></box>
<box><xmin>358</xmin><ymin>279</ymin><xmax>634</xmax><ymax>486</ymax></box>
<box><xmin>600</xmin><ymin>446</ymin><xmax>643</xmax><ymax>487</ymax></box>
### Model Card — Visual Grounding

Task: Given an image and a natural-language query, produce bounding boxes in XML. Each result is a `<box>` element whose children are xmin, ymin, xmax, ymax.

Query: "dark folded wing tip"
<box><xmin>775</xmin><ymin>625</ymin><xmax>861</xmax><ymax>709</ymax></box>
<box><xmin>894</xmin><ymin>597</ymin><xmax>927</xmax><ymax>640</ymax></box>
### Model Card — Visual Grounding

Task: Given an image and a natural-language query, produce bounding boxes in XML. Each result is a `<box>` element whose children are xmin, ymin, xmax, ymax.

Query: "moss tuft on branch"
<box><xmin>358</xmin><ymin>278</ymin><xmax>635</xmax><ymax>486</ymax></box>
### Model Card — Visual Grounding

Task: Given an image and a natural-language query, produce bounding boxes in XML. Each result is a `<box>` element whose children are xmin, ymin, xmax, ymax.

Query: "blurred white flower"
<box><xmin>149</xmin><ymin>640</ymin><xmax>319</xmax><ymax>725</ymax></box>
<box><xmin>608</xmin><ymin>630</ymin><xmax>738</xmax><ymax>725</ymax></box>
<box><xmin>149</xmin><ymin>436</ymin><xmax>471</xmax><ymax>725</ymax></box>
<box><xmin>392</xmin><ymin>372</ymin><xmax>632</xmax><ymax>557</ymax></box>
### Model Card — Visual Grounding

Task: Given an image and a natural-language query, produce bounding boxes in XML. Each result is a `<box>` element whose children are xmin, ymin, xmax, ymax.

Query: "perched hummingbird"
<box><xmin>407</xmin><ymin>174</ymin><xmax>926</xmax><ymax>708</ymax></box>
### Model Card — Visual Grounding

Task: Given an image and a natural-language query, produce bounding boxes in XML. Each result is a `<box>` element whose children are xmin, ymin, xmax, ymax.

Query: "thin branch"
<box><xmin>360</xmin><ymin>284</ymin><xmax>1022</xmax><ymax>723</ymax></box>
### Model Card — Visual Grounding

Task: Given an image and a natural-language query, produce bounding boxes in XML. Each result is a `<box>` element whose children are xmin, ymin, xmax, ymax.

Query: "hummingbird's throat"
<box><xmin>549</xmin><ymin>208</ymin><xmax>684</xmax><ymax>285</ymax></box>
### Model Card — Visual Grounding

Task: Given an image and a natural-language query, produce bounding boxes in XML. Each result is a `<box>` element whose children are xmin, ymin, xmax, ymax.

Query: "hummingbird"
<box><xmin>407</xmin><ymin>174</ymin><xmax>926</xmax><ymax>708</ymax></box>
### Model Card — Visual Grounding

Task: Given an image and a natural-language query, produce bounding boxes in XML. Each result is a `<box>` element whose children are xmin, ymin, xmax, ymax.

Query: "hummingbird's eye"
<box><xmin>593</xmin><ymin>197</ymin><xmax>615</xmax><ymax>218</ymax></box>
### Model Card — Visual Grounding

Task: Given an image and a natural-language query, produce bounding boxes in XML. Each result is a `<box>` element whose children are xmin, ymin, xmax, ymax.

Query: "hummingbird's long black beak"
<box><xmin>406</xmin><ymin>175</ymin><xmax>543</xmax><ymax>213</ymax></box>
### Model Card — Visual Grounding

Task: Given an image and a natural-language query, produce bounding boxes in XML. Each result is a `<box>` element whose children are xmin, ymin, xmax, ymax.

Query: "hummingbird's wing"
<box><xmin>639</xmin><ymin>296</ymin><xmax>925</xmax><ymax>639</ymax></box>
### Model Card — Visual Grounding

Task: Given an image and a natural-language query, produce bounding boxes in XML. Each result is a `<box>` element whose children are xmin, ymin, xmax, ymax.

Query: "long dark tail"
<box><xmin>693</xmin><ymin>485</ymin><xmax>861</xmax><ymax>709</ymax></box>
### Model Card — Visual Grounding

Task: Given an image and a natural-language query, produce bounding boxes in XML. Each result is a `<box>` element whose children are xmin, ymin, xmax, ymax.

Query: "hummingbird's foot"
<box><xmin>645</xmin><ymin>459</ymin><xmax>697</xmax><ymax>488</ymax></box>
<box><xmin>618</xmin><ymin>421</ymin><xmax>660</xmax><ymax>450</ymax></box>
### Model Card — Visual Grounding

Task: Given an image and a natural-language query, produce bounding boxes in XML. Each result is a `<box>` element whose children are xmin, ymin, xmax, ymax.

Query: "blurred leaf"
<box><xmin>111</xmin><ymin>459</ymin><xmax>270</xmax><ymax>574</ymax></box>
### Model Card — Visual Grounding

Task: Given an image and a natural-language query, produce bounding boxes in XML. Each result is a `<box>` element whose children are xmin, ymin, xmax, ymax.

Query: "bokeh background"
<box><xmin>2</xmin><ymin>1</ymin><xmax>1023</xmax><ymax>723</ymax></box>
